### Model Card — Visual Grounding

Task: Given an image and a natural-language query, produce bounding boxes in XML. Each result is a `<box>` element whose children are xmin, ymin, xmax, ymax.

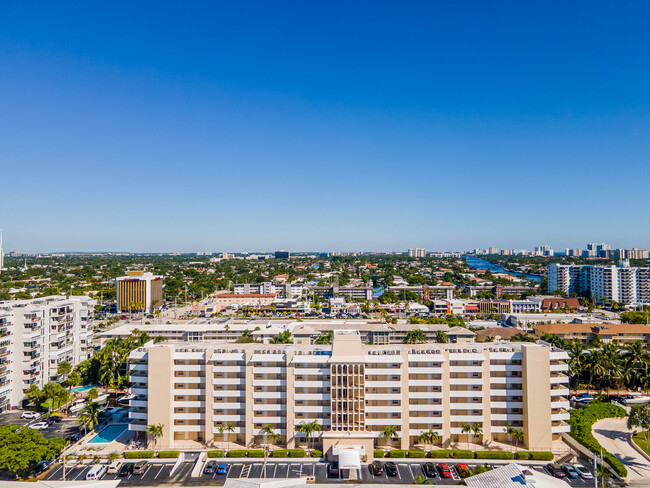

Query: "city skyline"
<box><xmin>2</xmin><ymin>2</ymin><xmax>650</xmax><ymax>252</ymax></box>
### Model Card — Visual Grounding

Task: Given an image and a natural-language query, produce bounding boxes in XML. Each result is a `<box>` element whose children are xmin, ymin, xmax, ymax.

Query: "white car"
<box><xmin>21</xmin><ymin>411</ymin><xmax>41</xmax><ymax>420</ymax></box>
<box><xmin>30</xmin><ymin>421</ymin><xmax>49</xmax><ymax>430</ymax></box>
<box><xmin>574</xmin><ymin>464</ymin><xmax>594</xmax><ymax>479</ymax></box>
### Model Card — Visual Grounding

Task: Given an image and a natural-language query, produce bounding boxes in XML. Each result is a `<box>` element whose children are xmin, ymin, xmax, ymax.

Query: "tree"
<box><xmin>628</xmin><ymin>404</ymin><xmax>650</xmax><ymax>440</ymax></box>
<box><xmin>298</xmin><ymin>420</ymin><xmax>322</xmax><ymax>451</ymax></box>
<box><xmin>471</xmin><ymin>423</ymin><xmax>483</xmax><ymax>444</ymax></box>
<box><xmin>381</xmin><ymin>425</ymin><xmax>398</xmax><ymax>449</ymax></box>
<box><xmin>0</xmin><ymin>424</ymin><xmax>66</xmax><ymax>478</ymax></box>
<box><xmin>78</xmin><ymin>401</ymin><xmax>101</xmax><ymax>435</ymax></box>
<box><xmin>461</xmin><ymin>423</ymin><xmax>472</xmax><ymax>450</ymax></box>
<box><xmin>511</xmin><ymin>333</ymin><xmax>536</xmax><ymax>343</ymax></box>
<box><xmin>57</xmin><ymin>361</ymin><xmax>72</xmax><ymax>381</ymax></box>
<box><xmin>146</xmin><ymin>423</ymin><xmax>164</xmax><ymax>448</ymax></box>
<box><xmin>314</xmin><ymin>331</ymin><xmax>333</xmax><ymax>345</ymax></box>
<box><xmin>434</xmin><ymin>331</ymin><xmax>448</xmax><ymax>344</ymax></box>
<box><xmin>65</xmin><ymin>371</ymin><xmax>82</xmax><ymax>391</ymax></box>
<box><xmin>418</xmin><ymin>429</ymin><xmax>439</xmax><ymax>450</ymax></box>
<box><xmin>42</xmin><ymin>382</ymin><xmax>68</xmax><ymax>413</ymax></box>
<box><xmin>218</xmin><ymin>423</ymin><xmax>235</xmax><ymax>451</ymax></box>
<box><xmin>270</xmin><ymin>331</ymin><xmax>292</xmax><ymax>344</ymax></box>
<box><xmin>260</xmin><ymin>424</ymin><xmax>280</xmax><ymax>451</ymax></box>
<box><xmin>236</xmin><ymin>329</ymin><xmax>256</xmax><ymax>343</ymax></box>
<box><xmin>414</xmin><ymin>475</ymin><xmax>431</xmax><ymax>484</ymax></box>
<box><xmin>404</xmin><ymin>330</ymin><xmax>428</xmax><ymax>344</ymax></box>
<box><xmin>596</xmin><ymin>464</ymin><xmax>612</xmax><ymax>487</ymax></box>
<box><xmin>505</xmin><ymin>425</ymin><xmax>525</xmax><ymax>450</ymax></box>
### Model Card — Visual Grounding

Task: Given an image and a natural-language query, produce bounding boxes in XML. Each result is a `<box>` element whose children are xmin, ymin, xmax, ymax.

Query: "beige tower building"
<box><xmin>116</xmin><ymin>271</ymin><xmax>163</xmax><ymax>314</ymax></box>
<box><xmin>128</xmin><ymin>330</ymin><xmax>569</xmax><ymax>460</ymax></box>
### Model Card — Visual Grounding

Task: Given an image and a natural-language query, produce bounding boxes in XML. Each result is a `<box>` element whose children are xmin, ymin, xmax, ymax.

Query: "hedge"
<box><xmin>428</xmin><ymin>450</ymin><xmax>474</xmax><ymax>459</ymax></box>
<box><xmin>124</xmin><ymin>451</ymin><xmax>155</xmax><ymax>459</ymax></box>
<box><xmin>475</xmin><ymin>451</ymin><xmax>514</xmax><ymax>460</ymax></box>
<box><xmin>515</xmin><ymin>451</ymin><xmax>554</xmax><ymax>461</ymax></box>
<box><xmin>207</xmin><ymin>451</ymin><xmax>225</xmax><ymax>458</ymax></box>
<box><xmin>271</xmin><ymin>450</ymin><xmax>288</xmax><ymax>458</ymax></box>
<box><xmin>408</xmin><ymin>450</ymin><xmax>426</xmax><ymax>458</ymax></box>
<box><xmin>312</xmin><ymin>450</ymin><xmax>322</xmax><ymax>458</ymax></box>
<box><xmin>374</xmin><ymin>450</ymin><xmax>385</xmax><ymax>458</ymax></box>
<box><xmin>388</xmin><ymin>450</ymin><xmax>407</xmax><ymax>458</ymax></box>
<box><xmin>288</xmin><ymin>449</ymin><xmax>305</xmax><ymax>458</ymax></box>
<box><xmin>568</xmin><ymin>402</ymin><xmax>628</xmax><ymax>477</ymax></box>
<box><xmin>158</xmin><ymin>451</ymin><xmax>180</xmax><ymax>458</ymax></box>
<box><xmin>225</xmin><ymin>449</ymin><xmax>265</xmax><ymax>458</ymax></box>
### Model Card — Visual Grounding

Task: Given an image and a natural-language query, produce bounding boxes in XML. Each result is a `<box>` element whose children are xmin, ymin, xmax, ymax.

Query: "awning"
<box><xmin>337</xmin><ymin>449</ymin><xmax>361</xmax><ymax>470</ymax></box>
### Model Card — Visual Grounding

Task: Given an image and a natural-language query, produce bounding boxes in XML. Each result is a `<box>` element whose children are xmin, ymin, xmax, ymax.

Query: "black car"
<box><xmin>327</xmin><ymin>461</ymin><xmax>339</xmax><ymax>478</ymax></box>
<box><xmin>49</xmin><ymin>415</ymin><xmax>62</xmax><ymax>422</ymax></box>
<box><xmin>385</xmin><ymin>462</ymin><xmax>398</xmax><ymax>477</ymax></box>
<box><xmin>204</xmin><ymin>461</ymin><xmax>217</xmax><ymax>475</ymax></box>
<box><xmin>119</xmin><ymin>463</ymin><xmax>134</xmax><ymax>477</ymax></box>
<box><xmin>545</xmin><ymin>463</ymin><xmax>566</xmax><ymax>478</ymax></box>
<box><xmin>369</xmin><ymin>460</ymin><xmax>384</xmax><ymax>475</ymax></box>
<box><xmin>421</xmin><ymin>462</ymin><xmax>438</xmax><ymax>478</ymax></box>
<box><xmin>66</xmin><ymin>433</ymin><xmax>82</xmax><ymax>443</ymax></box>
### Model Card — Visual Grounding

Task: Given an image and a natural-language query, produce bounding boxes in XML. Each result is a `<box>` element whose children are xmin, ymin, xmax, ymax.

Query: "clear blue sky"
<box><xmin>2</xmin><ymin>2</ymin><xmax>650</xmax><ymax>253</ymax></box>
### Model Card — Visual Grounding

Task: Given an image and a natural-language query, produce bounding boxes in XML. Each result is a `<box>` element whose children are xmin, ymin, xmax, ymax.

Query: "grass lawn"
<box><xmin>632</xmin><ymin>432</ymin><xmax>650</xmax><ymax>457</ymax></box>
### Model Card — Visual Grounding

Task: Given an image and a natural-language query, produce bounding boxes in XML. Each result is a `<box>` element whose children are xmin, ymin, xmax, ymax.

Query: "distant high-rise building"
<box><xmin>275</xmin><ymin>250</ymin><xmax>290</xmax><ymax>259</ymax></box>
<box><xmin>0</xmin><ymin>230</ymin><xmax>3</xmax><ymax>273</ymax></box>
<box><xmin>487</xmin><ymin>247</ymin><xmax>499</xmax><ymax>255</ymax></box>
<box><xmin>407</xmin><ymin>248</ymin><xmax>426</xmax><ymax>258</ymax></box>
<box><xmin>116</xmin><ymin>271</ymin><xmax>163</xmax><ymax>313</ymax></box>
<box><xmin>534</xmin><ymin>245</ymin><xmax>554</xmax><ymax>257</ymax></box>
<box><xmin>565</xmin><ymin>248</ymin><xmax>582</xmax><ymax>257</ymax></box>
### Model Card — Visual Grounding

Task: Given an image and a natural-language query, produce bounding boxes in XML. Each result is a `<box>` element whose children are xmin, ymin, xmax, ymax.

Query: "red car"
<box><xmin>456</xmin><ymin>463</ymin><xmax>470</xmax><ymax>478</ymax></box>
<box><xmin>437</xmin><ymin>463</ymin><xmax>452</xmax><ymax>478</ymax></box>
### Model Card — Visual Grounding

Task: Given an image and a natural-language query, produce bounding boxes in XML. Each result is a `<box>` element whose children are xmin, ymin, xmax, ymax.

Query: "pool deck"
<box><xmin>76</xmin><ymin>423</ymin><xmax>134</xmax><ymax>457</ymax></box>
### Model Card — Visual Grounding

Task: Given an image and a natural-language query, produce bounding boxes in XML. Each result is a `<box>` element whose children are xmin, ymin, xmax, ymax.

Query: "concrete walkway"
<box><xmin>592</xmin><ymin>418</ymin><xmax>650</xmax><ymax>485</ymax></box>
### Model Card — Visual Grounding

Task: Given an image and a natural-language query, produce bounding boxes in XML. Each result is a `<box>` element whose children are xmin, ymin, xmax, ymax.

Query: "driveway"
<box><xmin>592</xmin><ymin>418</ymin><xmax>650</xmax><ymax>485</ymax></box>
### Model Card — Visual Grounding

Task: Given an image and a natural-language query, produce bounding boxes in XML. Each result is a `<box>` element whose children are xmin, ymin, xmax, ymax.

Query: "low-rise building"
<box><xmin>128</xmin><ymin>331</ymin><xmax>570</xmax><ymax>456</ymax></box>
<box><xmin>533</xmin><ymin>323</ymin><xmax>650</xmax><ymax>344</ymax></box>
<box><xmin>214</xmin><ymin>294</ymin><xmax>277</xmax><ymax>311</ymax></box>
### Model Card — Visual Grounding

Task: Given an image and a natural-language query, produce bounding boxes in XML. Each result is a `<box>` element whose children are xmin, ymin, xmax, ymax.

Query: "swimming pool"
<box><xmin>71</xmin><ymin>385</ymin><xmax>94</xmax><ymax>393</ymax></box>
<box><xmin>88</xmin><ymin>424</ymin><xmax>128</xmax><ymax>444</ymax></box>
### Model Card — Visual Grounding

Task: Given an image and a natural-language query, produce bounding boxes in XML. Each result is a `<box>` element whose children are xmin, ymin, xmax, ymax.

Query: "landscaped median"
<box><xmin>567</xmin><ymin>401</ymin><xmax>628</xmax><ymax>477</ymax></box>
<box><xmin>373</xmin><ymin>449</ymin><xmax>554</xmax><ymax>460</ymax></box>
<box><xmin>206</xmin><ymin>448</ymin><xmax>319</xmax><ymax>458</ymax></box>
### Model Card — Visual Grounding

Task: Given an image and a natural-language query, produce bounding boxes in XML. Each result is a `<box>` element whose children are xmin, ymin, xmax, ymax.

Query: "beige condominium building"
<box><xmin>116</xmin><ymin>271</ymin><xmax>163</xmax><ymax>314</ymax></box>
<box><xmin>128</xmin><ymin>331</ymin><xmax>569</xmax><ymax>460</ymax></box>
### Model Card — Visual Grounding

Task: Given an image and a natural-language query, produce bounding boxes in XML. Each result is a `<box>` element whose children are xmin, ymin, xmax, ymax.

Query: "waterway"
<box><xmin>464</xmin><ymin>256</ymin><xmax>542</xmax><ymax>282</ymax></box>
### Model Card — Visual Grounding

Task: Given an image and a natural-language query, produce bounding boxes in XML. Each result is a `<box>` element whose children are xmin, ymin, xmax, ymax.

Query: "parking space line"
<box><xmin>226</xmin><ymin>464</ymin><xmax>233</xmax><ymax>478</ymax></box>
<box><xmin>154</xmin><ymin>465</ymin><xmax>164</xmax><ymax>479</ymax></box>
<box><xmin>272</xmin><ymin>463</ymin><xmax>277</xmax><ymax>478</ymax></box>
<box><xmin>409</xmin><ymin>464</ymin><xmax>415</xmax><ymax>479</ymax></box>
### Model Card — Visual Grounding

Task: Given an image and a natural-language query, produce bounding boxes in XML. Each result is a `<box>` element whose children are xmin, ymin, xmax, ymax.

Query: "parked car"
<box><xmin>30</xmin><ymin>421</ymin><xmax>49</xmax><ymax>430</ymax></box>
<box><xmin>133</xmin><ymin>461</ymin><xmax>148</xmax><ymax>475</ymax></box>
<box><xmin>562</xmin><ymin>464</ymin><xmax>579</xmax><ymax>478</ymax></box>
<box><xmin>421</xmin><ymin>462</ymin><xmax>437</xmax><ymax>478</ymax></box>
<box><xmin>107</xmin><ymin>461</ymin><xmax>121</xmax><ymax>474</ymax></box>
<box><xmin>203</xmin><ymin>461</ymin><xmax>217</xmax><ymax>475</ymax></box>
<box><xmin>574</xmin><ymin>464</ymin><xmax>594</xmax><ymax>479</ymax></box>
<box><xmin>456</xmin><ymin>463</ymin><xmax>470</xmax><ymax>478</ymax></box>
<box><xmin>119</xmin><ymin>463</ymin><xmax>134</xmax><ymax>477</ymax></box>
<box><xmin>327</xmin><ymin>461</ymin><xmax>339</xmax><ymax>477</ymax></box>
<box><xmin>21</xmin><ymin>411</ymin><xmax>40</xmax><ymax>420</ymax></box>
<box><xmin>545</xmin><ymin>463</ymin><xmax>566</xmax><ymax>478</ymax></box>
<box><xmin>48</xmin><ymin>415</ymin><xmax>62</xmax><ymax>422</ymax></box>
<box><xmin>369</xmin><ymin>460</ymin><xmax>384</xmax><ymax>475</ymax></box>
<box><xmin>438</xmin><ymin>463</ymin><xmax>452</xmax><ymax>478</ymax></box>
<box><xmin>86</xmin><ymin>464</ymin><xmax>108</xmax><ymax>480</ymax></box>
<box><xmin>217</xmin><ymin>463</ymin><xmax>228</xmax><ymax>475</ymax></box>
<box><xmin>385</xmin><ymin>462</ymin><xmax>398</xmax><ymax>477</ymax></box>
<box><xmin>66</xmin><ymin>433</ymin><xmax>82</xmax><ymax>443</ymax></box>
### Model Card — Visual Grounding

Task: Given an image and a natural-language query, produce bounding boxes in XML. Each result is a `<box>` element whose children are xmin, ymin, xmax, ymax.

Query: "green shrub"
<box><xmin>311</xmin><ymin>450</ymin><xmax>322</xmax><ymax>458</ymax></box>
<box><xmin>158</xmin><ymin>451</ymin><xmax>180</xmax><ymax>458</ymax></box>
<box><xmin>247</xmin><ymin>450</ymin><xmax>265</xmax><ymax>458</ymax></box>
<box><xmin>568</xmin><ymin>402</ymin><xmax>628</xmax><ymax>477</ymax></box>
<box><xmin>388</xmin><ymin>449</ymin><xmax>407</xmax><ymax>458</ymax></box>
<box><xmin>271</xmin><ymin>450</ymin><xmax>288</xmax><ymax>458</ymax></box>
<box><xmin>207</xmin><ymin>451</ymin><xmax>225</xmax><ymax>458</ymax></box>
<box><xmin>124</xmin><ymin>451</ymin><xmax>155</xmax><ymax>459</ymax></box>
<box><xmin>428</xmin><ymin>449</ymin><xmax>474</xmax><ymax>459</ymax></box>
<box><xmin>516</xmin><ymin>451</ymin><xmax>554</xmax><ymax>461</ymax></box>
<box><xmin>227</xmin><ymin>450</ymin><xmax>248</xmax><ymax>458</ymax></box>
<box><xmin>475</xmin><ymin>451</ymin><xmax>514</xmax><ymax>460</ymax></box>
<box><xmin>288</xmin><ymin>449</ymin><xmax>305</xmax><ymax>458</ymax></box>
<box><xmin>471</xmin><ymin>464</ymin><xmax>492</xmax><ymax>476</ymax></box>
<box><xmin>374</xmin><ymin>450</ymin><xmax>385</xmax><ymax>458</ymax></box>
<box><xmin>408</xmin><ymin>450</ymin><xmax>426</xmax><ymax>458</ymax></box>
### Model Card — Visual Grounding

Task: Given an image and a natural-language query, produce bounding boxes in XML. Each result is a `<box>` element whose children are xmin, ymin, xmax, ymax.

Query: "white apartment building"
<box><xmin>548</xmin><ymin>261</ymin><xmax>650</xmax><ymax>304</ymax></box>
<box><xmin>234</xmin><ymin>282</ymin><xmax>304</xmax><ymax>298</ymax></box>
<box><xmin>408</xmin><ymin>248</ymin><xmax>427</xmax><ymax>258</ymax></box>
<box><xmin>128</xmin><ymin>331</ymin><xmax>570</xmax><ymax>458</ymax></box>
<box><xmin>0</xmin><ymin>296</ymin><xmax>96</xmax><ymax>410</ymax></box>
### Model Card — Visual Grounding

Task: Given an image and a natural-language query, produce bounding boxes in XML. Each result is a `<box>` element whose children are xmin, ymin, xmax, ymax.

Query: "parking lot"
<box><xmin>42</xmin><ymin>459</ymin><xmax>608</xmax><ymax>486</ymax></box>
<box><xmin>0</xmin><ymin>410</ymin><xmax>82</xmax><ymax>440</ymax></box>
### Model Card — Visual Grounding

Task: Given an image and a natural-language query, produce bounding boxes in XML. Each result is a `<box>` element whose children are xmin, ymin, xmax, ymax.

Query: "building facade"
<box><xmin>116</xmin><ymin>271</ymin><xmax>163</xmax><ymax>314</ymax></box>
<box><xmin>0</xmin><ymin>296</ymin><xmax>96</xmax><ymax>411</ymax></box>
<box><xmin>128</xmin><ymin>331</ymin><xmax>570</xmax><ymax>457</ymax></box>
<box><xmin>407</xmin><ymin>248</ymin><xmax>427</xmax><ymax>258</ymax></box>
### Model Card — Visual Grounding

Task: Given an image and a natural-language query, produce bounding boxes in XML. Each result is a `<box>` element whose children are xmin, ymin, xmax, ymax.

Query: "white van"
<box><xmin>86</xmin><ymin>464</ymin><xmax>108</xmax><ymax>480</ymax></box>
<box><xmin>107</xmin><ymin>460</ymin><xmax>121</xmax><ymax>474</ymax></box>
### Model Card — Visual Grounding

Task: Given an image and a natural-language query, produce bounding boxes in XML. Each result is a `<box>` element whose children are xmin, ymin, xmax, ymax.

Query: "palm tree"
<box><xmin>381</xmin><ymin>425</ymin><xmax>398</xmax><ymax>449</ymax></box>
<box><xmin>298</xmin><ymin>420</ymin><xmax>322</xmax><ymax>451</ymax></box>
<box><xmin>404</xmin><ymin>330</ymin><xmax>428</xmax><ymax>344</ymax></box>
<box><xmin>57</xmin><ymin>361</ymin><xmax>72</xmax><ymax>381</ymax></box>
<box><xmin>418</xmin><ymin>429</ymin><xmax>439</xmax><ymax>450</ymax></box>
<box><xmin>471</xmin><ymin>423</ymin><xmax>483</xmax><ymax>445</ymax></box>
<box><xmin>146</xmin><ymin>423</ymin><xmax>164</xmax><ymax>448</ymax></box>
<box><xmin>461</xmin><ymin>423</ymin><xmax>472</xmax><ymax>450</ymax></box>
<box><xmin>43</xmin><ymin>382</ymin><xmax>66</xmax><ymax>413</ymax></box>
<box><xmin>65</xmin><ymin>371</ymin><xmax>82</xmax><ymax>392</ymax></box>
<box><xmin>78</xmin><ymin>401</ymin><xmax>101</xmax><ymax>435</ymax></box>
<box><xmin>596</xmin><ymin>464</ymin><xmax>612</xmax><ymax>488</ymax></box>
<box><xmin>434</xmin><ymin>331</ymin><xmax>448</xmax><ymax>344</ymax></box>
<box><xmin>218</xmin><ymin>423</ymin><xmax>235</xmax><ymax>451</ymax></box>
<box><xmin>260</xmin><ymin>424</ymin><xmax>279</xmax><ymax>450</ymax></box>
<box><xmin>505</xmin><ymin>426</ymin><xmax>525</xmax><ymax>450</ymax></box>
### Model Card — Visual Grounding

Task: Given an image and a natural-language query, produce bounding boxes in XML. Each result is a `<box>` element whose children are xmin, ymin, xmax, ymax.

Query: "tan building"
<box><xmin>214</xmin><ymin>294</ymin><xmax>276</xmax><ymax>311</ymax></box>
<box><xmin>533</xmin><ymin>323</ymin><xmax>650</xmax><ymax>344</ymax></box>
<box><xmin>128</xmin><ymin>331</ymin><xmax>569</xmax><ymax>458</ymax></box>
<box><xmin>116</xmin><ymin>271</ymin><xmax>163</xmax><ymax>314</ymax></box>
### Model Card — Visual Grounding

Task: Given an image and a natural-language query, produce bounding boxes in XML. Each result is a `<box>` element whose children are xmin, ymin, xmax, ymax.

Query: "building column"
<box><xmin>522</xmin><ymin>345</ymin><xmax>552</xmax><ymax>450</ymax></box>
<box><xmin>244</xmin><ymin>352</ymin><xmax>255</xmax><ymax>447</ymax></box>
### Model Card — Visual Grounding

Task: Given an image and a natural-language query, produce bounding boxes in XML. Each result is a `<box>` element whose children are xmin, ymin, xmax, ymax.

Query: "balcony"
<box><xmin>253</xmin><ymin>404</ymin><xmax>286</xmax><ymax>412</ymax></box>
<box><xmin>252</xmin><ymin>391</ymin><xmax>286</xmax><ymax>399</ymax></box>
<box><xmin>212</xmin><ymin>378</ymin><xmax>245</xmax><ymax>385</ymax></box>
<box><xmin>365</xmin><ymin>417</ymin><xmax>402</xmax><ymax>426</ymax></box>
<box><xmin>408</xmin><ymin>379</ymin><xmax>443</xmax><ymax>387</ymax></box>
<box><xmin>491</xmin><ymin>414</ymin><xmax>524</xmax><ymax>421</ymax></box>
<box><xmin>294</xmin><ymin>405</ymin><xmax>330</xmax><ymax>413</ymax></box>
<box><xmin>449</xmin><ymin>378</ymin><xmax>485</xmax><ymax>385</ymax></box>
<box><xmin>212</xmin><ymin>414</ymin><xmax>245</xmax><ymax>422</ymax></box>
<box><xmin>366</xmin><ymin>393</ymin><xmax>401</xmax><ymax>401</ymax></box>
<box><xmin>408</xmin><ymin>391</ymin><xmax>444</xmax><ymax>399</ymax></box>
<box><xmin>365</xmin><ymin>381</ymin><xmax>400</xmax><ymax>388</ymax></box>
<box><xmin>408</xmin><ymin>403</ymin><xmax>443</xmax><ymax>411</ymax></box>
<box><xmin>252</xmin><ymin>379</ymin><xmax>287</xmax><ymax>387</ymax></box>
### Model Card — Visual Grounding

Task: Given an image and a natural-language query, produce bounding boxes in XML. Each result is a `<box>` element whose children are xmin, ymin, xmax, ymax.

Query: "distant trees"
<box><xmin>628</xmin><ymin>404</ymin><xmax>650</xmax><ymax>440</ymax></box>
<box><xmin>0</xmin><ymin>425</ymin><xmax>66</xmax><ymax>478</ymax></box>
<box><xmin>403</xmin><ymin>330</ymin><xmax>428</xmax><ymax>344</ymax></box>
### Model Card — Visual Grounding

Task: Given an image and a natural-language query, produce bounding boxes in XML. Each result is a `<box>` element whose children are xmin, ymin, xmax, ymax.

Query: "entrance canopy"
<box><xmin>336</xmin><ymin>448</ymin><xmax>361</xmax><ymax>470</ymax></box>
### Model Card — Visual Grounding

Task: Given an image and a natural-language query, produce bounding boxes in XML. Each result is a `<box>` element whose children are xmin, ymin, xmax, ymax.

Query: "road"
<box><xmin>592</xmin><ymin>418</ymin><xmax>650</xmax><ymax>485</ymax></box>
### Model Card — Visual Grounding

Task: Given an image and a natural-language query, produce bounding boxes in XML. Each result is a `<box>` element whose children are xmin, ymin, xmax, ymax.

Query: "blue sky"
<box><xmin>2</xmin><ymin>2</ymin><xmax>650</xmax><ymax>253</ymax></box>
